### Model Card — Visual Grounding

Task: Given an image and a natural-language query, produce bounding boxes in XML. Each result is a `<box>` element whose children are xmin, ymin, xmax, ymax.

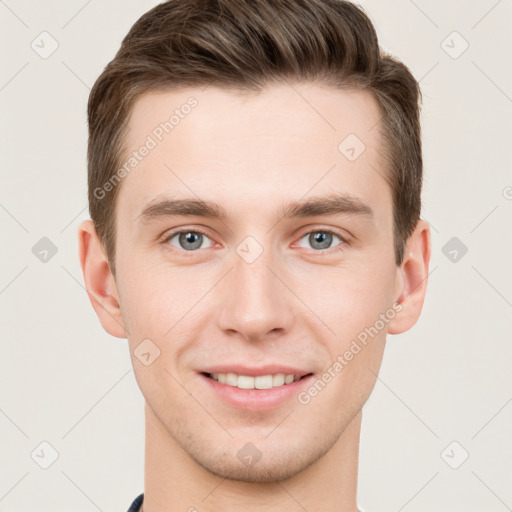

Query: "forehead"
<box><xmin>117</xmin><ymin>82</ymin><xmax>390</xmax><ymax>225</ymax></box>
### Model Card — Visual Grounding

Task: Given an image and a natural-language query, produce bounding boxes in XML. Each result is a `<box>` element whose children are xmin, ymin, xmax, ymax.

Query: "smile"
<box><xmin>204</xmin><ymin>372</ymin><xmax>309</xmax><ymax>389</ymax></box>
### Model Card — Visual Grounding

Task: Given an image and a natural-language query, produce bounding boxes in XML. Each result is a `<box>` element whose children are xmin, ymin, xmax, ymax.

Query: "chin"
<box><xmin>194</xmin><ymin>451</ymin><xmax>312</xmax><ymax>483</ymax></box>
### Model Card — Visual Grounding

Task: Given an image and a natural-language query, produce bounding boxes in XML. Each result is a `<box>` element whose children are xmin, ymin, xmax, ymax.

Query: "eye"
<box><xmin>164</xmin><ymin>229</ymin><xmax>214</xmax><ymax>251</ymax></box>
<box><xmin>296</xmin><ymin>230</ymin><xmax>346</xmax><ymax>251</ymax></box>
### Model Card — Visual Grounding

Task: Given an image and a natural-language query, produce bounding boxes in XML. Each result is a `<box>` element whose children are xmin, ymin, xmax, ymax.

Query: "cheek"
<box><xmin>119</xmin><ymin>265</ymin><xmax>212</xmax><ymax>365</ymax></box>
<box><xmin>116</xmin><ymin>267</ymin><xmax>179</xmax><ymax>362</ymax></box>
<box><xmin>118</xmin><ymin>238</ymin><xmax>395</xmax><ymax>352</ymax></box>
<box><xmin>298</xmin><ymin>260</ymin><xmax>394</xmax><ymax>341</ymax></box>
<box><xmin>316</xmin><ymin>260</ymin><xmax>393</xmax><ymax>397</ymax></box>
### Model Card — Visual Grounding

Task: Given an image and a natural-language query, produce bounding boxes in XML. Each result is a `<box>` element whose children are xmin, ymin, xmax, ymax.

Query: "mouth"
<box><xmin>201</xmin><ymin>371</ymin><xmax>314</xmax><ymax>390</ymax></box>
<box><xmin>197</xmin><ymin>365</ymin><xmax>315</xmax><ymax>411</ymax></box>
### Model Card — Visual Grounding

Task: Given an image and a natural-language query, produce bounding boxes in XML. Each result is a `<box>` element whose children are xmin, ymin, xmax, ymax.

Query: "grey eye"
<box><xmin>298</xmin><ymin>231</ymin><xmax>342</xmax><ymax>251</ymax></box>
<box><xmin>170</xmin><ymin>231</ymin><xmax>211</xmax><ymax>251</ymax></box>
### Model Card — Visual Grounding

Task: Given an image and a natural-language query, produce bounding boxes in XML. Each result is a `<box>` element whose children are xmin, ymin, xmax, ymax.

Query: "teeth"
<box><xmin>237</xmin><ymin>375</ymin><xmax>254</xmax><ymax>389</ymax></box>
<box><xmin>255</xmin><ymin>375</ymin><xmax>273</xmax><ymax>389</ymax></box>
<box><xmin>209</xmin><ymin>372</ymin><xmax>301</xmax><ymax>389</ymax></box>
<box><xmin>272</xmin><ymin>373</ymin><xmax>285</xmax><ymax>387</ymax></box>
<box><xmin>225</xmin><ymin>372</ymin><xmax>238</xmax><ymax>386</ymax></box>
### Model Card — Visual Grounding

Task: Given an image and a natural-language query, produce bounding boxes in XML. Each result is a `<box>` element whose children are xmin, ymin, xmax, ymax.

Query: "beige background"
<box><xmin>1</xmin><ymin>1</ymin><xmax>511</xmax><ymax>511</ymax></box>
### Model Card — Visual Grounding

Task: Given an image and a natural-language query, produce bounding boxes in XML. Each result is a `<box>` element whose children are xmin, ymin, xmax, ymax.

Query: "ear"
<box><xmin>78</xmin><ymin>219</ymin><xmax>127</xmax><ymax>338</ymax></box>
<box><xmin>387</xmin><ymin>219</ymin><xmax>432</xmax><ymax>335</ymax></box>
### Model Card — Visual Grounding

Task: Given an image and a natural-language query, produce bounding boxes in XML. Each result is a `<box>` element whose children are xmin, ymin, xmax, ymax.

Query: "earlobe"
<box><xmin>387</xmin><ymin>219</ymin><xmax>432</xmax><ymax>335</ymax></box>
<box><xmin>78</xmin><ymin>219</ymin><xmax>127</xmax><ymax>339</ymax></box>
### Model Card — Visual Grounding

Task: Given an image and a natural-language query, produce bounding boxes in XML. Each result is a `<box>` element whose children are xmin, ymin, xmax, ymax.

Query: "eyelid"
<box><xmin>159</xmin><ymin>226</ymin><xmax>217</xmax><ymax>249</ymax></box>
<box><xmin>159</xmin><ymin>225</ymin><xmax>352</xmax><ymax>253</ymax></box>
<box><xmin>296</xmin><ymin>222</ymin><xmax>352</xmax><ymax>240</ymax></box>
<box><xmin>293</xmin><ymin>226</ymin><xmax>351</xmax><ymax>251</ymax></box>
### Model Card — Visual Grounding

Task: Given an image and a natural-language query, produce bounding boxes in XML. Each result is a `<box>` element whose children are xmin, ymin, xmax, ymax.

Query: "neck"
<box><xmin>143</xmin><ymin>404</ymin><xmax>361</xmax><ymax>512</ymax></box>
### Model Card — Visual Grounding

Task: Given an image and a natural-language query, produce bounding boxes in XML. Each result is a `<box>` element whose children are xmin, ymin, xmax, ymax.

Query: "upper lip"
<box><xmin>199</xmin><ymin>365</ymin><xmax>312</xmax><ymax>377</ymax></box>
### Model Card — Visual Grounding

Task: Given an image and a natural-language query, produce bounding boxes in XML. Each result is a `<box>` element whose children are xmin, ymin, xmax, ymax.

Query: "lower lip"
<box><xmin>199</xmin><ymin>373</ymin><xmax>314</xmax><ymax>412</ymax></box>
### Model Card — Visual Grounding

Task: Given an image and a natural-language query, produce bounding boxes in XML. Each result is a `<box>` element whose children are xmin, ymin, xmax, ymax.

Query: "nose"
<box><xmin>217</xmin><ymin>241</ymin><xmax>296</xmax><ymax>343</ymax></box>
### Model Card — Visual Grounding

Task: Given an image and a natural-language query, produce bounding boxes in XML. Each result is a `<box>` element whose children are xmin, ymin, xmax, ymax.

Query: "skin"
<box><xmin>78</xmin><ymin>82</ymin><xmax>431</xmax><ymax>512</ymax></box>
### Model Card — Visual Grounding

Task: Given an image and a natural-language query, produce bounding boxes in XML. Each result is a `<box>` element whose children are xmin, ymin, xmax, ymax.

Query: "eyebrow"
<box><xmin>136</xmin><ymin>192</ymin><xmax>374</xmax><ymax>224</ymax></box>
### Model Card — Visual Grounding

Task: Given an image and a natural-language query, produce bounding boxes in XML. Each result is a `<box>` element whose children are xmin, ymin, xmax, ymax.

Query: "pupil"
<box><xmin>311</xmin><ymin>231</ymin><xmax>331</xmax><ymax>250</ymax></box>
<box><xmin>180</xmin><ymin>232</ymin><xmax>202</xmax><ymax>250</ymax></box>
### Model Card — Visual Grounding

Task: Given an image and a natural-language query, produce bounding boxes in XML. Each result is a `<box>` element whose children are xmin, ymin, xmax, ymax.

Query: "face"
<box><xmin>102</xmin><ymin>83</ymin><xmax>406</xmax><ymax>481</ymax></box>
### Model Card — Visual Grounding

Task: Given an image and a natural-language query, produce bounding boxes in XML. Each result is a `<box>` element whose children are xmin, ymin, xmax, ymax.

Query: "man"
<box><xmin>78</xmin><ymin>0</ymin><xmax>431</xmax><ymax>510</ymax></box>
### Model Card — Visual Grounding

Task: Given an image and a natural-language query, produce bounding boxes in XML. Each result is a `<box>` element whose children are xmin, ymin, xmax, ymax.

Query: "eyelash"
<box><xmin>160</xmin><ymin>227</ymin><xmax>350</xmax><ymax>255</ymax></box>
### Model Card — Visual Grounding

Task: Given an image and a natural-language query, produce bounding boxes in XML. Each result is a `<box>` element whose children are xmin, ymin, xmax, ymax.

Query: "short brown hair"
<box><xmin>87</xmin><ymin>0</ymin><xmax>422</xmax><ymax>275</ymax></box>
